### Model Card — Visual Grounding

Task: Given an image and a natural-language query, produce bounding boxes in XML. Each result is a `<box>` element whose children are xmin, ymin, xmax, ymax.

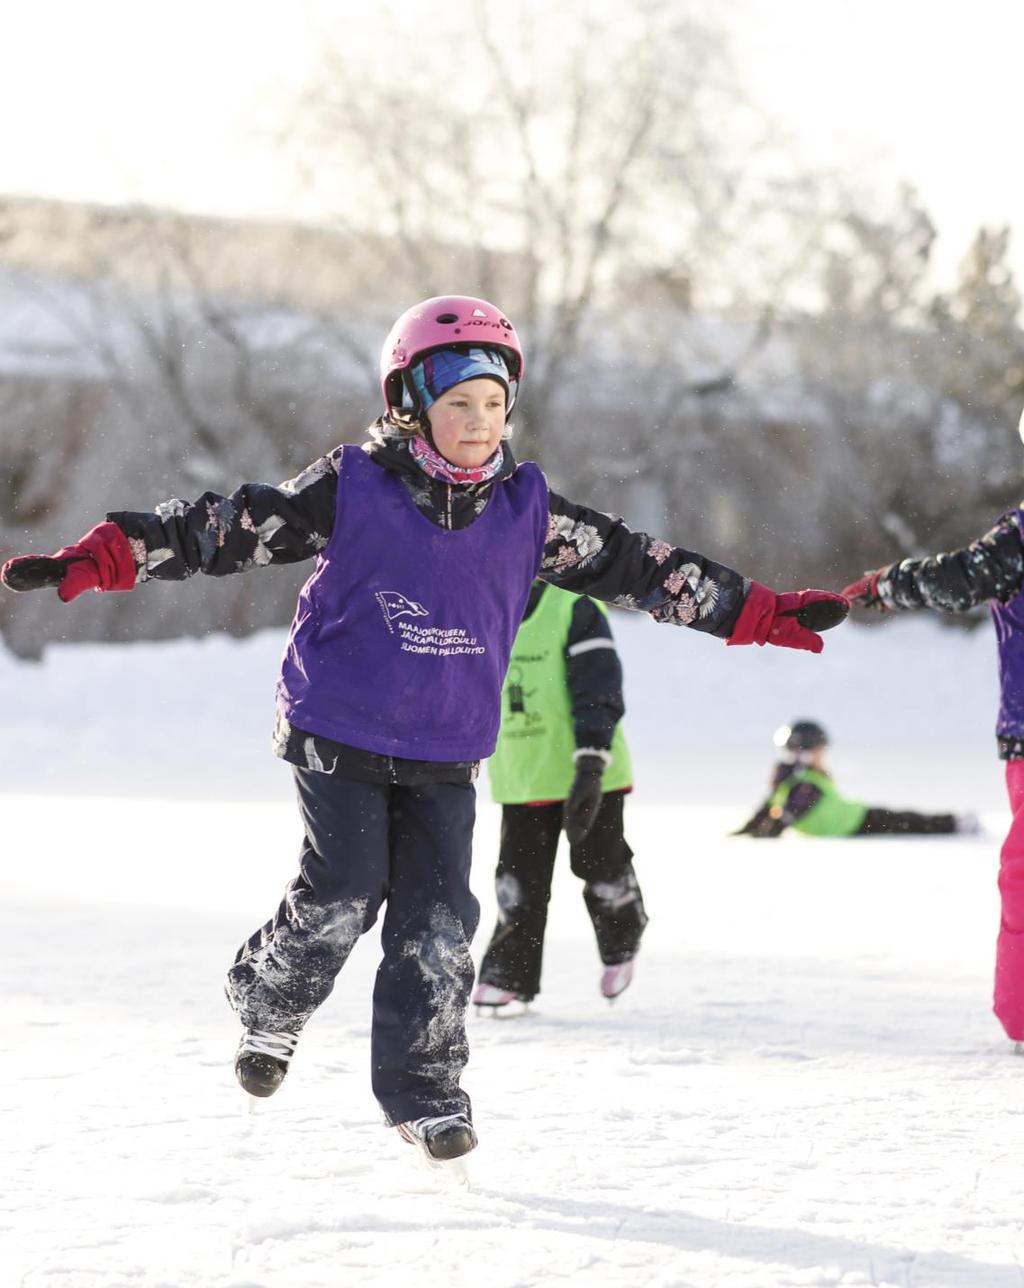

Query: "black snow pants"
<box><xmin>856</xmin><ymin>807</ymin><xmax>957</xmax><ymax>835</ymax></box>
<box><xmin>225</xmin><ymin>768</ymin><xmax>479</xmax><ymax>1125</ymax></box>
<box><xmin>477</xmin><ymin>789</ymin><xmax>647</xmax><ymax>1000</ymax></box>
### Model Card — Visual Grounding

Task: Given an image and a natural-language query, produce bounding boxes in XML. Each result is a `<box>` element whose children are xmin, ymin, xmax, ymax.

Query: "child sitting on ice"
<box><xmin>1</xmin><ymin>294</ymin><xmax>847</xmax><ymax>1162</ymax></box>
<box><xmin>474</xmin><ymin>581</ymin><xmax>646</xmax><ymax>1012</ymax></box>
<box><xmin>735</xmin><ymin>720</ymin><xmax>976</xmax><ymax>839</ymax></box>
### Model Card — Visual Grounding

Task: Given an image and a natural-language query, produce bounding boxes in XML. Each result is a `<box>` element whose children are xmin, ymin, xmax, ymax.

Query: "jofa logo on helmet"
<box><xmin>457</xmin><ymin>308</ymin><xmax>512</xmax><ymax>331</ymax></box>
<box><xmin>376</xmin><ymin>590</ymin><xmax>429</xmax><ymax>632</ymax></box>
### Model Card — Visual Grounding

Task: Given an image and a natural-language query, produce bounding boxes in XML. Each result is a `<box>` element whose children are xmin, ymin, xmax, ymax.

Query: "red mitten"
<box><xmin>1</xmin><ymin>522</ymin><xmax>136</xmax><ymax>603</ymax></box>
<box><xmin>727</xmin><ymin>582</ymin><xmax>849</xmax><ymax>654</ymax></box>
<box><xmin>841</xmin><ymin>568</ymin><xmax>889</xmax><ymax>609</ymax></box>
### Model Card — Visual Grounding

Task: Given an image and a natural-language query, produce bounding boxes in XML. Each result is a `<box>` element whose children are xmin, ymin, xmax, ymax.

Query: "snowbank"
<box><xmin>0</xmin><ymin>612</ymin><xmax>1005</xmax><ymax>810</ymax></box>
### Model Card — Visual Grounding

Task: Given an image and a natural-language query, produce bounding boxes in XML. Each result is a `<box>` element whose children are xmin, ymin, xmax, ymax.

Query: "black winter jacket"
<box><xmin>108</xmin><ymin>426</ymin><xmax>749</xmax><ymax>780</ymax></box>
<box><xmin>734</xmin><ymin>762</ymin><xmax>823</xmax><ymax>837</ymax></box>
<box><xmin>878</xmin><ymin>508</ymin><xmax>1024</xmax><ymax>758</ymax></box>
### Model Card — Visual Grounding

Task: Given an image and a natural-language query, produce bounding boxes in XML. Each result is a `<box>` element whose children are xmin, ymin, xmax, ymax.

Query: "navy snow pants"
<box><xmin>226</xmin><ymin>768</ymin><xmax>479</xmax><ymax>1125</ymax></box>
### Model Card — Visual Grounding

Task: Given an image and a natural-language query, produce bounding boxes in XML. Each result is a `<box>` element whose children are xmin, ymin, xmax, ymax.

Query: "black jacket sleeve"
<box><xmin>881</xmin><ymin>510</ymin><xmax>1024</xmax><ymax>612</ymax></box>
<box><xmin>565</xmin><ymin>596</ymin><xmax>625</xmax><ymax>752</ymax></box>
<box><xmin>107</xmin><ymin>448</ymin><xmax>343</xmax><ymax>582</ymax></box>
<box><xmin>541</xmin><ymin>491</ymin><xmax>748</xmax><ymax>639</ymax></box>
<box><xmin>735</xmin><ymin>778</ymin><xmax>823</xmax><ymax>838</ymax></box>
<box><xmin>734</xmin><ymin>802</ymin><xmax>787</xmax><ymax>838</ymax></box>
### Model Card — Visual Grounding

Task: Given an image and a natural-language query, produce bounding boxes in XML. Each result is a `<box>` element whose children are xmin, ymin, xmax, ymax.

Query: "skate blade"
<box><xmin>475</xmin><ymin>1000</ymin><xmax>530</xmax><ymax>1020</ymax></box>
<box><xmin>419</xmin><ymin>1154</ymin><xmax>471</xmax><ymax>1190</ymax></box>
<box><xmin>399</xmin><ymin>1138</ymin><xmax>473</xmax><ymax>1188</ymax></box>
<box><xmin>602</xmin><ymin>989</ymin><xmax>631</xmax><ymax>1004</ymax></box>
<box><xmin>419</xmin><ymin>1151</ymin><xmax>471</xmax><ymax>1188</ymax></box>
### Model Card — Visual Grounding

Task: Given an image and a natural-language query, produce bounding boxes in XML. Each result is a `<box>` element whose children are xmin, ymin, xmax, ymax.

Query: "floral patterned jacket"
<box><xmin>108</xmin><ymin>424</ymin><xmax>749</xmax><ymax>780</ymax></box>
<box><xmin>879</xmin><ymin>510</ymin><xmax>1024</xmax><ymax>614</ymax></box>
<box><xmin>877</xmin><ymin>508</ymin><xmax>1024</xmax><ymax>759</ymax></box>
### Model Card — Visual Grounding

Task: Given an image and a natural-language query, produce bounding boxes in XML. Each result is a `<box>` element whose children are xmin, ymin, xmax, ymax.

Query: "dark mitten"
<box><xmin>1</xmin><ymin>522</ymin><xmax>136</xmax><ymax>603</ymax></box>
<box><xmin>730</xmin><ymin>804</ymin><xmax>774</xmax><ymax>837</ymax></box>
<box><xmin>727</xmin><ymin>582</ymin><xmax>849</xmax><ymax>654</ymax></box>
<box><xmin>563</xmin><ymin>753</ymin><xmax>607</xmax><ymax>845</ymax></box>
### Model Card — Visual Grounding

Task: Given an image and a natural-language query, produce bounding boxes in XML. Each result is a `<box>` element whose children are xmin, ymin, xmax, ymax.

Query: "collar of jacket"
<box><xmin>363</xmin><ymin>428</ymin><xmax>520</xmax><ymax>533</ymax></box>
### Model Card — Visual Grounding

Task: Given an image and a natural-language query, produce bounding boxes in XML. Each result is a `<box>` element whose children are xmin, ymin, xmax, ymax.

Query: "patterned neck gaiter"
<box><xmin>409</xmin><ymin>434</ymin><xmax>505</xmax><ymax>486</ymax></box>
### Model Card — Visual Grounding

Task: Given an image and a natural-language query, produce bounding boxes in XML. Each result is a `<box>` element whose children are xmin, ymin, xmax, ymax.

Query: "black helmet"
<box><xmin>773</xmin><ymin>720</ymin><xmax>828</xmax><ymax>754</ymax></box>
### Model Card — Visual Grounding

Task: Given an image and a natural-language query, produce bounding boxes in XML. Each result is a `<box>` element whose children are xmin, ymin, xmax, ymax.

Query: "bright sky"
<box><xmin>0</xmin><ymin>0</ymin><xmax>1019</xmax><ymax>285</ymax></box>
<box><xmin>735</xmin><ymin>0</ymin><xmax>1022</xmax><ymax>282</ymax></box>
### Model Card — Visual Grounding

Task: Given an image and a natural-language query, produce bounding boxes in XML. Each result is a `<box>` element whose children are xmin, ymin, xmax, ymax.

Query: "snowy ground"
<box><xmin>3</xmin><ymin>613</ymin><xmax>1023</xmax><ymax>1287</ymax></box>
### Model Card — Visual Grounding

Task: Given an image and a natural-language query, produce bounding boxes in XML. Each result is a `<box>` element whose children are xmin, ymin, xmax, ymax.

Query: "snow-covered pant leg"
<box><xmin>571</xmin><ymin>790</ymin><xmax>648</xmax><ymax>966</ymax></box>
<box><xmin>372</xmin><ymin>781</ymin><xmax>480</xmax><ymax>1125</ymax></box>
<box><xmin>477</xmin><ymin>803</ymin><xmax>562</xmax><ymax>999</ymax></box>
<box><xmin>225</xmin><ymin>770</ymin><xmax>389</xmax><ymax>1033</ymax></box>
<box><xmin>994</xmin><ymin>761</ymin><xmax>1024</xmax><ymax>1040</ymax></box>
<box><xmin>856</xmin><ymin>807</ymin><xmax>956</xmax><ymax>835</ymax></box>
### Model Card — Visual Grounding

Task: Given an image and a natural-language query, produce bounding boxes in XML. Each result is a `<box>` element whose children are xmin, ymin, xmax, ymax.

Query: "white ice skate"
<box><xmin>956</xmin><ymin>812</ymin><xmax>982</xmax><ymax>835</ymax></box>
<box><xmin>472</xmin><ymin>982</ymin><xmax>530</xmax><ymax>1016</ymax></box>
<box><xmin>600</xmin><ymin>957</ymin><xmax>635</xmax><ymax>1002</ymax></box>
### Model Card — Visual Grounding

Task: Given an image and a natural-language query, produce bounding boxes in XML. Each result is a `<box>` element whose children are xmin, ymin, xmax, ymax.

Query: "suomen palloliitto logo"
<box><xmin>375</xmin><ymin>590</ymin><xmax>487</xmax><ymax>658</ymax></box>
<box><xmin>376</xmin><ymin>590</ymin><xmax>430</xmax><ymax>633</ymax></box>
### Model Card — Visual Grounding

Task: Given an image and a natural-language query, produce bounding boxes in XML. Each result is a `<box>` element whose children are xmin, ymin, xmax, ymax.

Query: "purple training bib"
<box><xmin>277</xmin><ymin>446</ymin><xmax>548</xmax><ymax>761</ymax></box>
<box><xmin>991</xmin><ymin>511</ymin><xmax>1024</xmax><ymax>738</ymax></box>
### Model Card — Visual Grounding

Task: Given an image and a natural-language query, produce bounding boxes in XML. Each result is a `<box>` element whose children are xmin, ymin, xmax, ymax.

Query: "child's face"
<box><xmin>427</xmin><ymin>378</ymin><xmax>506</xmax><ymax>468</ymax></box>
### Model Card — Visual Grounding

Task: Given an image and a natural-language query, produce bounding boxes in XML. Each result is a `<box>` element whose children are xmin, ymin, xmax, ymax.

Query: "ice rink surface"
<box><xmin>3</xmin><ymin>614</ymin><xmax>1022</xmax><ymax>1287</ymax></box>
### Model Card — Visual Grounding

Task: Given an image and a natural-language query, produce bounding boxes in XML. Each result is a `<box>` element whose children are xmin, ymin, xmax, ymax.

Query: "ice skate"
<box><xmin>234</xmin><ymin>1028</ymin><xmax>300</xmax><ymax>1098</ymax></box>
<box><xmin>472</xmin><ymin>981</ymin><xmax>530</xmax><ymax>1016</ymax></box>
<box><xmin>1014</xmin><ymin>1041</ymin><xmax>1023</xmax><ymax>1056</ymax></box>
<box><xmin>955</xmin><ymin>812</ymin><xmax>982</xmax><ymax>836</ymax></box>
<box><xmin>397</xmin><ymin>1112</ymin><xmax>478</xmax><ymax>1163</ymax></box>
<box><xmin>600</xmin><ymin>957</ymin><xmax>635</xmax><ymax>1002</ymax></box>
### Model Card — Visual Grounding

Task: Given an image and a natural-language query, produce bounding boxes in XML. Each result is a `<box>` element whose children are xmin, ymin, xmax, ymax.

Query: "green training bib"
<box><xmin>487</xmin><ymin>584</ymin><xmax>633</xmax><ymax>804</ymax></box>
<box><xmin>769</xmin><ymin>767</ymin><xmax>867</xmax><ymax>836</ymax></box>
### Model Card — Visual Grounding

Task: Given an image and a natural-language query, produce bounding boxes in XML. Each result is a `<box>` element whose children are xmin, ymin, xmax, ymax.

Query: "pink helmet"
<box><xmin>380</xmin><ymin>294</ymin><xmax>524</xmax><ymax>418</ymax></box>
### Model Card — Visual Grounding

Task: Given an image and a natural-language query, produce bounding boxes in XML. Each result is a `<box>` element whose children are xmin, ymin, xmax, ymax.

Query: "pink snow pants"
<box><xmin>994</xmin><ymin>760</ymin><xmax>1024</xmax><ymax>1040</ymax></box>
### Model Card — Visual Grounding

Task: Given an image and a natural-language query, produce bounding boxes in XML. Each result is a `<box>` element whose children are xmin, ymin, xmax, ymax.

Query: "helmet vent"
<box><xmin>435</xmin><ymin>312</ymin><xmax>459</xmax><ymax>324</ymax></box>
